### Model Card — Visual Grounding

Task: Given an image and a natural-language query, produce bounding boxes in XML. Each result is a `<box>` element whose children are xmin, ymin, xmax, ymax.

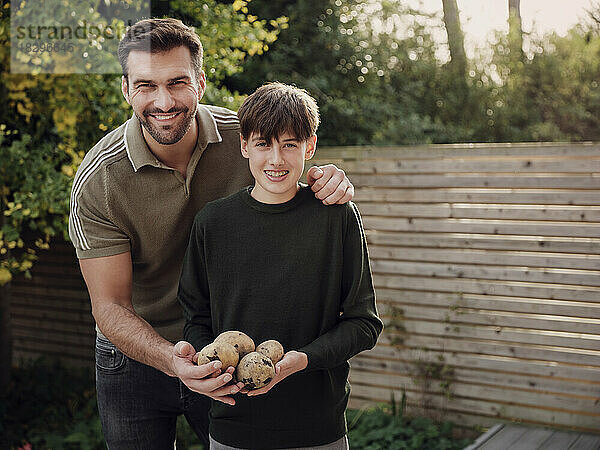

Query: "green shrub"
<box><xmin>0</xmin><ymin>358</ymin><xmax>102</xmax><ymax>449</ymax></box>
<box><xmin>347</xmin><ymin>392</ymin><xmax>472</xmax><ymax>450</ymax></box>
<box><xmin>2</xmin><ymin>359</ymin><xmax>471</xmax><ymax>450</ymax></box>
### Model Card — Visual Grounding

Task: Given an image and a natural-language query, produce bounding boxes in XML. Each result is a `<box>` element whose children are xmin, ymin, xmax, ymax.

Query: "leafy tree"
<box><xmin>508</xmin><ymin>0</ymin><xmax>524</xmax><ymax>63</ymax></box>
<box><xmin>0</xmin><ymin>0</ymin><xmax>285</xmax><ymax>390</ymax></box>
<box><xmin>0</xmin><ymin>0</ymin><xmax>285</xmax><ymax>281</ymax></box>
<box><xmin>231</xmin><ymin>0</ymin><xmax>471</xmax><ymax>145</ymax></box>
<box><xmin>441</xmin><ymin>0</ymin><xmax>466</xmax><ymax>80</ymax></box>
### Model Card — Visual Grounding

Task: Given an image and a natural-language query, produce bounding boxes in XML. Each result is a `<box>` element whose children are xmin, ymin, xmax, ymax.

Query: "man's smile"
<box><xmin>147</xmin><ymin>111</ymin><xmax>183</xmax><ymax>122</ymax></box>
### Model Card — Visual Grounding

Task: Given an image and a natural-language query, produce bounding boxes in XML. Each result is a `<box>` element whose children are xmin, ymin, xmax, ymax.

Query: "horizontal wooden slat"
<box><xmin>21</xmin><ymin>264</ymin><xmax>84</xmax><ymax>277</ymax></box>
<box><xmin>374</xmin><ymin>274</ymin><xmax>600</xmax><ymax>302</ymax></box>
<box><xmin>359</xmin><ymin>202</ymin><xmax>600</xmax><ymax>222</ymax></box>
<box><xmin>359</xmin><ymin>343</ymin><xmax>600</xmax><ymax>382</ymax></box>
<box><xmin>375</xmin><ymin>289</ymin><xmax>600</xmax><ymax>319</ymax></box>
<box><xmin>365</xmin><ymin>231</ymin><xmax>600</xmax><ymax>254</ymax></box>
<box><xmin>11</xmin><ymin>295</ymin><xmax>91</xmax><ymax>312</ymax></box>
<box><xmin>363</xmin><ymin>217</ymin><xmax>600</xmax><ymax>237</ymax></box>
<box><xmin>355</xmin><ymin>188</ymin><xmax>600</xmax><ymax>205</ymax></box>
<box><xmin>11</xmin><ymin>284</ymin><xmax>88</xmax><ymax>300</ymax></box>
<box><xmin>350</xmin><ymin>173</ymin><xmax>600</xmax><ymax>189</ymax></box>
<box><xmin>13</xmin><ymin>327</ymin><xmax>95</xmax><ymax>346</ymax></box>
<box><xmin>348</xmin><ymin>383</ymin><xmax>600</xmax><ymax>432</ymax></box>
<box><xmin>372</xmin><ymin>260</ymin><xmax>600</xmax><ymax>287</ymax></box>
<box><xmin>378</xmin><ymin>302</ymin><xmax>600</xmax><ymax>335</ymax></box>
<box><xmin>11</xmin><ymin>305</ymin><xmax>96</xmax><ymax>323</ymax></box>
<box><xmin>11</xmin><ymin>316</ymin><xmax>94</xmax><ymax>335</ymax></box>
<box><xmin>317</xmin><ymin>143</ymin><xmax>600</xmax><ymax>159</ymax></box>
<box><xmin>13</xmin><ymin>337</ymin><xmax>94</xmax><ymax>361</ymax></box>
<box><xmin>348</xmin><ymin>370</ymin><xmax>600</xmax><ymax>415</ymax></box>
<box><xmin>351</xmin><ymin>354</ymin><xmax>600</xmax><ymax>396</ymax></box>
<box><xmin>384</xmin><ymin>317</ymin><xmax>600</xmax><ymax>353</ymax></box>
<box><xmin>333</xmin><ymin>157</ymin><xmax>600</xmax><ymax>174</ymax></box>
<box><xmin>369</xmin><ymin>246</ymin><xmax>600</xmax><ymax>271</ymax></box>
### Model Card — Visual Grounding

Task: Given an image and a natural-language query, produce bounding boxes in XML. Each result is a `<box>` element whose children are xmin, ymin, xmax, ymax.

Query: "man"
<box><xmin>68</xmin><ymin>18</ymin><xmax>354</xmax><ymax>449</ymax></box>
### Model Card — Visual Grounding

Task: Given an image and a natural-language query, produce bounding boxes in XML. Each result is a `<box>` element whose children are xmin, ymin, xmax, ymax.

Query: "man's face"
<box><xmin>241</xmin><ymin>131</ymin><xmax>316</xmax><ymax>204</ymax></box>
<box><xmin>122</xmin><ymin>46</ymin><xmax>205</xmax><ymax>145</ymax></box>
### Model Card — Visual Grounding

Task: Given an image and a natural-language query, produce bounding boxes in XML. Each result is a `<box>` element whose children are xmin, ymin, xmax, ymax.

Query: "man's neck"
<box><xmin>142</xmin><ymin>117</ymin><xmax>198</xmax><ymax>178</ymax></box>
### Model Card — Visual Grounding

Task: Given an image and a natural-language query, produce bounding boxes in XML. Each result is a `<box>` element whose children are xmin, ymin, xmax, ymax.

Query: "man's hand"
<box><xmin>306</xmin><ymin>164</ymin><xmax>354</xmax><ymax>205</ymax></box>
<box><xmin>244</xmin><ymin>351</ymin><xmax>308</xmax><ymax>397</ymax></box>
<box><xmin>173</xmin><ymin>341</ymin><xmax>245</xmax><ymax>405</ymax></box>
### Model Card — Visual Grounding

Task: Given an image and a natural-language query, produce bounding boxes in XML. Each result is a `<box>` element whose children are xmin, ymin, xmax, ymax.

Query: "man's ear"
<box><xmin>197</xmin><ymin>70</ymin><xmax>207</xmax><ymax>102</ymax></box>
<box><xmin>121</xmin><ymin>76</ymin><xmax>131</xmax><ymax>105</ymax></box>
<box><xmin>305</xmin><ymin>135</ymin><xmax>317</xmax><ymax>160</ymax></box>
<box><xmin>240</xmin><ymin>134</ymin><xmax>250</xmax><ymax>159</ymax></box>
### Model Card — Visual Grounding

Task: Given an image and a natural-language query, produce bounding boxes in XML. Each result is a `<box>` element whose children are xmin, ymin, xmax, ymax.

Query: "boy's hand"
<box><xmin>173</xmin><ymin>341</ymin><xmax>244</xmax><ymax>405</ymax></box>
<box><xmin>245</xmin><ymin>351</ymin><xmax>308</xmax><ymax>397</ymax></box>
<box><xmin>306</xmin><ymin>164</ymin><xmax>354</xmax><ymax>205</ymax></box>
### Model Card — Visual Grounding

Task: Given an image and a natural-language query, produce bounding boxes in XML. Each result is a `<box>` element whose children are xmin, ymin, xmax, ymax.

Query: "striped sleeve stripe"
<box><xmin>212</xmin><ymin>113</ymin><xmax>239</xmax><ymax>123</ymax></box>
<box><xmin>70</xmin><ymin>139</ymin><xmax>126</xmax><ymax>251</ymax></box>
<box><xmin>211</xmin><ymin>111</ymin><xmax>238</xmax><ymax>120</ymax></box>
<box><xmin>214</xmin><ymin>117</ymin><xmax>240</xmax><ymax>125</ymax></box>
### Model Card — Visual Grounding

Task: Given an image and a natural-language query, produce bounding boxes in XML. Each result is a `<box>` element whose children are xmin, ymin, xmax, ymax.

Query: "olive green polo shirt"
<box><xmin>69</xmin><ymin>104</ymin><xmax>253</xmax><ymax>341</ymax></box>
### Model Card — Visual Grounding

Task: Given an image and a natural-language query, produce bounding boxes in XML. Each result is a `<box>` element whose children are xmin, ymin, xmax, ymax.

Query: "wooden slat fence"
<box><xmin>311</xmin><ymin>143</ymin><xmax>600</xmax><ymax>434</ymax></box>
<box><xmin>10</xmin><ymin>142</ymin><xmax>600</xmax><ymax>434</ymax></box>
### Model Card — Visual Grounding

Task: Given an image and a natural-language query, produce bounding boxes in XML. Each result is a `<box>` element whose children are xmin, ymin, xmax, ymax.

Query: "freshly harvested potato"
<box><xmin>236</xmin><ymin>351</ymin><xmax>275</xmax><ymax>390</ymax></box>
<box><xmin>214</xmin><ymin>330</ymin><xmax>255</xmax><ymax>358</ymax></box>
<box><xmin>256</xmin><ymin>340</ymin><xmax>284</xmax><ymax>365</ymax></box>
<box><xmin>196</xmin><ymin>342</ymin><xmax>239</xmax><ymax>369</ymax></box>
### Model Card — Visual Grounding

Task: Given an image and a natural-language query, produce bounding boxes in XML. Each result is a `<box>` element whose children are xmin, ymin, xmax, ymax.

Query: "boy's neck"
<box><xmin>250</xmin><ymin>183</ymin><xmax>301</xmax><ymax>204</ymax></box>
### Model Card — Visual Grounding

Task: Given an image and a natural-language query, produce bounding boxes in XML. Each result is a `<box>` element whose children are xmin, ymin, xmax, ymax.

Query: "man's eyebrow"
<box><xmin>131</xmin><ymin>78</ymin><xmax>154</xmax><ymax>85</ymax></box>
<box><xmin>131</xmin><ymin>76</ymin><xmax>191</xmax><ymax>85</ymax></box>
<box><xmin>282</xmin><ymin>138</ymin><xmax>300</xmax><ymax>142</ymax></box>
<box><xmin>168</xmin><ymin>75</ymin><xmax>191</xmax><ymax>82</ymax></box>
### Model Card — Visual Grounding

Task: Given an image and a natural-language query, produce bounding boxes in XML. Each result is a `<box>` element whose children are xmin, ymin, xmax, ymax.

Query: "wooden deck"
<box><xmin>465</xmin><ymin>424</ymin><xmax>600</xmax><ymax>450</ymax></box>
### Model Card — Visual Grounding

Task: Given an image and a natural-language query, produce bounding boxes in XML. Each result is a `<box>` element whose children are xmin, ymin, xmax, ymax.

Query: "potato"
<box><xmin>196</xmin><ymin>342</ymin><xmax>239</xmax><ymax>369</ymax></box>
<box><xmin>214</xmin><ymin>330</ymin><xmax>255</xmax><ymax>358</ymax></box>
<box><xmin>256</xmin><ymin>340</ymin><xmax>284</xmax><ymax>365</ymax></box>
<box><xmin>236</xmin><ymin>351</ymin><xmax>276</xmax><ymax>390</ymax></box>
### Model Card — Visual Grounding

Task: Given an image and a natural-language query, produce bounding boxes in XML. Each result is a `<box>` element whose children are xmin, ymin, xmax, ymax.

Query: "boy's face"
<box><xmin>241</xmin><ymin>131</ymin><xmax>317</xmax><ymax>204</ymax></box>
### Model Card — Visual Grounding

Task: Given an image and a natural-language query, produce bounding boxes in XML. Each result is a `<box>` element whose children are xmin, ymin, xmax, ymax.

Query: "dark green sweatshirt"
<box><xmin>177</xmin><ymin>185</ymin><xmax>383</xmax><ymax>449</ymax></box>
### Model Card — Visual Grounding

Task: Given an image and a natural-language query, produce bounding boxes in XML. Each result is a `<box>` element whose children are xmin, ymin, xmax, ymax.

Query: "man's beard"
<box><xmin>138</xmin><ymin>103</ymin><xmax>196</xmax><ymax>145</ymax></box>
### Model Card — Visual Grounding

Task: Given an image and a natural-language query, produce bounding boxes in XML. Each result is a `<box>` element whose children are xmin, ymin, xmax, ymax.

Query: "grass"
<box><xmin>1</xmin><ymin>358</ymin><xmax>472</xmax><ymax>449</ymax></box>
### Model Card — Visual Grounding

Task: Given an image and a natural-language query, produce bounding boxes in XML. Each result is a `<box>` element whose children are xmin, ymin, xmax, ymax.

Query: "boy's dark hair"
<box><xmin>237</xmin><ymin>82</ymin><xmax>320</xmax><ymax>144</ymax></box>
<box><xmin>118</xmin><ymin>18</ymin><xmax>203</xmax><ymax>84</ymax></box>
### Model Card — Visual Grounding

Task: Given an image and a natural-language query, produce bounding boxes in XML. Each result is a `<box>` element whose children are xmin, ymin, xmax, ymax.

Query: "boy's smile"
<box><xmin>241</xmin><ymin>132</ymin><xmax>316</xmax><ymax>204</ymax></box>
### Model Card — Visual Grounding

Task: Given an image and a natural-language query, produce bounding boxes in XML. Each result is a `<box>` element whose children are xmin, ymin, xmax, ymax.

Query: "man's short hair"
<box><xmin>118</xmin><ymin>18</ymin><xmax>203</xmax><ymax>83</ymax></box>
<box><xmin>238</xmin><ymin>82</ymin><xmax>320</xmax><ymax>144</ymax></box>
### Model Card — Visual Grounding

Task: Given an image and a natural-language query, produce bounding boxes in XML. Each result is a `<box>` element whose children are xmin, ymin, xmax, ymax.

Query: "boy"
<box><xmin>177</xmin><ymin>82</ymin><xmax>383</xmax><ymax>449</ymax></box>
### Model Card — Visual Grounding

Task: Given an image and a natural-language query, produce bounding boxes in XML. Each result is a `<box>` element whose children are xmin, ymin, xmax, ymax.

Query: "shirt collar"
<box><xmin>124</xmin><ymin>104</ymin><xmax>223</xmax><ymax>172</ymax></box>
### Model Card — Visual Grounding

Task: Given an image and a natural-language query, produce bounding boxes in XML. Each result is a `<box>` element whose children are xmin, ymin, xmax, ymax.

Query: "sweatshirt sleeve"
<box><xmin>177</xmin><ymin>212</ymin><xmax>215</xmax><ymax>352</ymax></box>
<box><xmin>298</xmin><ymin>202</ymin><xmax>384</xmax><ymax>371</ymax></box>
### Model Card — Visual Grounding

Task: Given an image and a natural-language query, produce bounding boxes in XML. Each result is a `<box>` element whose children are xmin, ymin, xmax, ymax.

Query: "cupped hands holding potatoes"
<box><xmin>178</xmin><ymin>330</ymin><xmax>308</xmax><ymax>403</ymax></box>
<box><xmin>172</xmin><ymin>340</ymin><xmax>244</xmax><ymax>406</ymax></box>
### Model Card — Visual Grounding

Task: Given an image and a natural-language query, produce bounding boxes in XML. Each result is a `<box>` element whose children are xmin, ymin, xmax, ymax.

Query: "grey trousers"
<box><xmin>209</xmin><ymin>434</ymin><xmax>349</xmax><ymax>450</ymax></box>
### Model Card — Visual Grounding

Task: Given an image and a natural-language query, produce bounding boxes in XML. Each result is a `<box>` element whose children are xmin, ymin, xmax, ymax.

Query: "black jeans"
<box><xmin>95</xmin><ymin>335</ymin><xmax>210</xmax><ymax>449</ymax></box>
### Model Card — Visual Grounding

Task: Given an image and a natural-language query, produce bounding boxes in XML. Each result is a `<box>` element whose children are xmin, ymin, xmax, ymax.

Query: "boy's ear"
<box><xmin>240</xmin><ymin>134</ymin><xmax>250</xmax><ymax>159</ymax></box>
<box><xmin>121</xmin><ymin>76</ymin><xmax>131</xmax><ymax>105</ymax></box>
<box><xmin>305</xmin><ymin>135</ymin><xmax>317</xmax><ymax>160</ymax></box>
